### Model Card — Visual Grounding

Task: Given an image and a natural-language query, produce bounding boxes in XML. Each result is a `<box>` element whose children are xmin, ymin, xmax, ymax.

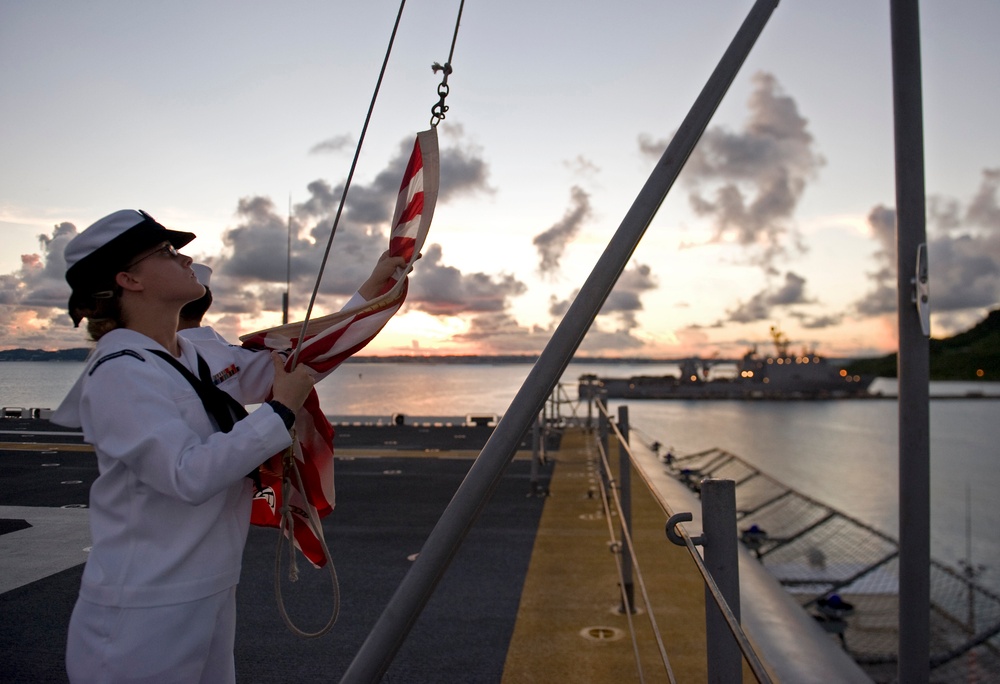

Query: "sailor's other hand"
<box><xmin>358</xmin><ymin>249</ymin><xmax>409</xmax><ymax>300</ymax></box>
<box><xmin>270</xmin><ymin>352</ymin><xmax>315</xmax><ymax>412</ymax></box>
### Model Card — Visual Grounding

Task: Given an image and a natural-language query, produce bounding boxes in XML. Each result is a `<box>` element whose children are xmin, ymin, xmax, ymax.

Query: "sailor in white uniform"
<box><xmin>52</xmin><ymin>209</ymin><xmax>403</xmax><ymax>684</ymax></box>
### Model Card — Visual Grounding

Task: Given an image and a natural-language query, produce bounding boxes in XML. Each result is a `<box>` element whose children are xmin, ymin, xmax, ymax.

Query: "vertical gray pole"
<box><xmin>890</xmin><ymin>2</ymin><xmax>931</xmax><ymax>681</ymax></box>
<box><xmin>340</xmin><ymin>3</ymin><xmax>778</xmax><ymax>680</ymax></box>
<box><xmin>701</xmin><ymin>479</ymin><xmax>742</xmax><ymax>684</ymax></box>
<box><xmin>530</xmin><ymin>411</ymin><xmax>541</xmax><ymax>493</ymax></box>
<box><xmin>617</xmin><ymin>406</ymin><xmax>635</xmax><ymax>614</ymax></box>
<box><xmin>598</xmin><ymin>397</ymin><xmax>609</xmax><ymax>458</ymax></box>
<box><xmin>597</xmin><ymin>397</ymin><xmax>610</xmax><ymax>495</ymax></box>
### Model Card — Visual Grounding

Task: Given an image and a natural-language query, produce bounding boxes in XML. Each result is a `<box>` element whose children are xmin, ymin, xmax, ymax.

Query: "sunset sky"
<box><xmin>2</xmin><ymin>1</ymin><xmax>998</xmax><ymax>358</ymax></box>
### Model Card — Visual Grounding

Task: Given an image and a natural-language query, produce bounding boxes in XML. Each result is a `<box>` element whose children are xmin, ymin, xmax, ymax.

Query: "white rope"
<box><xmin>274</xmin><ymin>436</ymin><xmax>341</xmax><ymax>638</ymax></box>
<box><xmin>271</xmin><ymin>0</ymin><xmax>408</xmax><ymax>638</ymax></box>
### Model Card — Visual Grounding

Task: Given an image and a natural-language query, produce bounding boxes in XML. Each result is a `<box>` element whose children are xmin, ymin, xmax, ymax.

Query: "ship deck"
<box><xmin>1</xmin><ymin>417</ymin><xmax>871</xmax><ymax>682</ymax></box>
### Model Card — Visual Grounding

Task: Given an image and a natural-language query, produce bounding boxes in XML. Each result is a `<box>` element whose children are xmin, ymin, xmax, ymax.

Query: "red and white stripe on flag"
<box><xmin>244</xmin><ymin>128</ymin><xmax>439</xmax><ymax>566</ymax></box>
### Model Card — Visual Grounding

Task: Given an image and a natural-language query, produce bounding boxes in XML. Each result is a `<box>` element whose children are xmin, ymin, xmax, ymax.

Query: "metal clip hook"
<box><xmin>665</xmin><ymin>512</ymin><xmax>704</xmax><ymax>546</ymax></box>
<box><xmin>911</xmin><ymin>242</ymin><xmax>930</xmax><ymax>337</ymax></box>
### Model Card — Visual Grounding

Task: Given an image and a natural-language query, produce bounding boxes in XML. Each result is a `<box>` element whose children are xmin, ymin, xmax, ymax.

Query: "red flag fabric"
<box><xmin>241</xmin><ymin>129</ymin><xmax>439</xmax><ymax>566</ymax></box>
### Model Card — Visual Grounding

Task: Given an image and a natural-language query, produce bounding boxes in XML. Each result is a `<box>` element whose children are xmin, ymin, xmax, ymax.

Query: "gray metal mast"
<box><xmin>890</xmin><ymin>1</ymin><xmax>931</xmax><ymax>681</ymax></box>
<box><xmin>339</xmin><ymin>1</ymin><xmax>780</xmax><ymax>681</ymax></box>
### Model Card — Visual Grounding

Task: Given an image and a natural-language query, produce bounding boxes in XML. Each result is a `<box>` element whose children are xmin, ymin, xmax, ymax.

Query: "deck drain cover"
<box><xmin>580</xmin><ymin>626</ymin><xmax>624</xmax><ymax>642</ymax></box>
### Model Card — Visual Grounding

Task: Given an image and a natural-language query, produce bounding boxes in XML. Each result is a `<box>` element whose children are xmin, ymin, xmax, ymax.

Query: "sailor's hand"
<box><xmin>270</xmin><ymin>352</ymin><xmax>315</xmax><ymax>412</ymax></box>
<box><xmin>358</xmin><ymin>249</ymin><xmax>409</xmax><ymax>300</ymax></box>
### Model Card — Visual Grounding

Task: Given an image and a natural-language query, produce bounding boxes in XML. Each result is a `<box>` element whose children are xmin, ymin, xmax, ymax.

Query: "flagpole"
<box><xmin>890</xmin><ymin>1</ymin><xmax>931</xmax><ymax>681</ymax></box>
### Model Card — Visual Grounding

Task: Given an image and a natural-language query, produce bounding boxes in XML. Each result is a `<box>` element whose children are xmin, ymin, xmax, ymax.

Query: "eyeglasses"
<box><xmin>126</xmin><ymin>243</ymin><xmax>179</xmax><ymax>270</ymax></box>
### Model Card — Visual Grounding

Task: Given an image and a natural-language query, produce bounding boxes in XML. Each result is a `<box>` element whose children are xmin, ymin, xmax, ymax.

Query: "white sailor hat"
<box><xmin>64</xmin><ymin>209</ymin><xmax>195</xmax><ymax>325</ymax></box>
<box><xmin>191</xmin><ymin>263</ymin><xmax>213</xmax><ymax>287</ymax></box>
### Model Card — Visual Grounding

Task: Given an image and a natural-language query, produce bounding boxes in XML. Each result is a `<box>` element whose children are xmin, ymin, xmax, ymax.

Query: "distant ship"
<box><xmin>579</xmin><ymin>327</ymin><xmax>876</xmax><ymax>400</ymax></box>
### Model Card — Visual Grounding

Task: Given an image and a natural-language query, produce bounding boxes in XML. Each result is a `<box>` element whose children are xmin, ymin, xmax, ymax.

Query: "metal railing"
<box><xmin>664</xmin><ymin>446</ymin><xmax>1000</xmax><ymax>683</ymax></box>
<box><xmin>593</xmin><ymin>398</ymin><xmax>773</xmax><ymax>683</ymax></box>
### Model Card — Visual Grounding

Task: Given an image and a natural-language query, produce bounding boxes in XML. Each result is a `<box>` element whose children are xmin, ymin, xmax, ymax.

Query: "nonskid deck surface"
<box><xmin>1</xmin><ymin>448</ymin><xmax>548</xmax><ymax>682</ymax></box>
<box><xmin>1</xmin><ymin>421</ymin><xmax>711</xmax><ymax>683</ymax></box>
<box><xmin>0</xmin><ymin>416</ymin><xmax>547</xmax><ymax>683</ymax></box>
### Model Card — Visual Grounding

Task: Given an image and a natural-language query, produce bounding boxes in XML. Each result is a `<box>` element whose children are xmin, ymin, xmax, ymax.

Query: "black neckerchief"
<box><xmin>147</xmin><ymin>348</ymin><xmax>262</xmax><ymax>491</ymax></box>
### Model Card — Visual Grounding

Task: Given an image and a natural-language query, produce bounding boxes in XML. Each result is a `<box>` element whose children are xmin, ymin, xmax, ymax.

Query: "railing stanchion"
<box><xmin>702</xmin><ymin>478</ymin><xmax>742</xmax><ymax>683</ymax></box>
<box><xmin>530</xmin><ymin>411</ymin><xmax>541</xmax><ymax>494</ymax></box>
<box><xmin>618</xmin><ymin>405</ymin><xmax>635</xmax><ymax>615</ymax></box>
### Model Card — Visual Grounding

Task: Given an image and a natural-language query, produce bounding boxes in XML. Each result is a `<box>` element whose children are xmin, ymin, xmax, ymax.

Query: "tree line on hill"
<box><xmin>844</xmin><ymin>308</ymin><xmax>999</xmax><ymax>380</ymax></box>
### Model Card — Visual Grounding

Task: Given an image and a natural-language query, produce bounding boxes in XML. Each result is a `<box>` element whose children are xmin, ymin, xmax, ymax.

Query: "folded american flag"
<box><xmin>241</xmin><ymin>128</ymin><xmax>439</xmax><ymax>566</ymax></box>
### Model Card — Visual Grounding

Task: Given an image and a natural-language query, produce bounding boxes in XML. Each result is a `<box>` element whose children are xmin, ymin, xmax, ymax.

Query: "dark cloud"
<box><xmin>928</xmin><ymin>234</ymin><xmax>1000</xmax><ymax>311</ymax></box>
<box><xmin>407</xmin><ymin>244</ymin><xmax>526</xmax><ymax>316</ymax></box>
<box><xmin>965</xmin><ymin>167</ymin><xmax>1000</xmax><ymax>229</ymax></box>
<box><xmin>642</xmin><ymin>71</ymin><xmax>823</xmax><ymax>270</ymax></box>
<box><xmin>533</xmin><ymin>186</ymin><xmax>592</xmax><ymax>274</ymax></box>
<box><xmin>563</xmin><ymin>155</ymin><xmax>599</xmax><ymax>178</ymax></box>
<box><xmin>545</xmin><ymin>262</ymin><xmax>658</xmax><ymax>354</ymax></box>
<box><xmin>602</xmin><ymin>262</ymin><xmax>657</xmax><ymax>314</ymax></box>
<box><xmin>309</xmin><ymin>134</ymin><xmax>353</xmax><ymax>156</ymax></box>
<box><xmin>853</xmin><ymin>204</ymin><xmax>897</xmax><ymax>317</ymax></box>
<box><xmin>8</xmin><ymin>226</ymin><xmax>76</xmax><ymax>308</ymax></box>
<box><xmin>213</xmin><ymin>132</ymin><xmax>497</xmax><ymax>316</ymax></box>
<box><xmin>796</xmin><ymin>313</ymin><xmax>844</xmax><ymax>330</ymax></box>
<box><xmin>726</xmin><ymin>271</ymin><xmax>810</xmax><ymax>323</ymax></box>
<box><xmin>853</xmin><ymin>169</ymin><xmax>1000</xmax><ymax>327</ymax></box>
<box><xmin>1</xmin><ymin>131</ymin><xmax>501</xmax><ymax>347</ymax></box>
<box><xmin>549</xmin><ymin>262</ymin><xmax>658</xmax><ymax>320</ymax></box>
<box><xmin>438</xmin><ymin>123</ymin><xmax>495</xmax><ymax>202</ymax></box>
<box><xmin>452</xmin><ymin>312</ymin><xmax>550</xmax><ymax>353</ymax></box>
<box><xmin>0</xmin><ymin>223</ymin><xmax>79</xmax><ymax>348</ymax></box>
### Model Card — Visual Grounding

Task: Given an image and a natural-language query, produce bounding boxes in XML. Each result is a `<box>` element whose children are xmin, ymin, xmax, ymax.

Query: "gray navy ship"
<box><xmin>579</xmin><ymin>327</ymin><xmax>875</xmax><ymax>400</ymax></box>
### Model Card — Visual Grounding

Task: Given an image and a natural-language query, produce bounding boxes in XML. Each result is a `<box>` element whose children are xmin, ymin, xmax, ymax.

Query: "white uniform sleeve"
<box><xmin>81</xmin><ymin>354</ymin><xmax>292</xmax><ymax>505</ymax></box>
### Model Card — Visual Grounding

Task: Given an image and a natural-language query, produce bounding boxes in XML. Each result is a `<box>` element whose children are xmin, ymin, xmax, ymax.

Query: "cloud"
<box><xmin>549</xmin><ymin>262</ymin><xmax>658</xmax><ymax>319</ymax></box>
<box><xmin>546</xmin><ymin>262</ymin><xmax>658</xmax><ymax>354</ymax></box>
<box><xmin>965</xmin><ymin>167</ymin><xmax>1000</xmax><ymax>228</ymax></box>
<box><xmin>853</xmin><ymin>204</ymin><xmax>897</xmax><ymax>317</ymax></box>
<box><xmin>726</xmin><ymin>271</ymin><xmax>811</xmax><ymax>323</ymax></box>
<box><xmin>440</xmin><ymin>144</ymin><xmax>493</xmax><ymax>202</ymax></box>
<box><xmin>0</xmin><ymin>223</ymin><xmax>80</xmax><ymax>348</ymax></box>
<box><xmin>853</xmin><ymin>169</ymin><xmax>1000</xmax><ymax>328</ymax></box>
<box><xmin>211</xmin><ymin>133</ymin><xmax>498</xmax><ymax>317</ymax></box>
<box><xmin>532</xmin><ymin>186</ymin><xmax>592</xmax><ymax>274</ymax></box>
<box><xmin>309</xmin><ymin>134</ymin><xmax>353</xmax><ymax>155</ymax></box>
<box><xmin>0</xmin><ymin>131</ymin><xmax>502</xmax><ymax>348</ymax></box>
<box><xmin>642</xmin><ymin>71</ymin><xmax>823</xmax><ymax>270</ymax></box>
<box><xmin>407</xmin><ymin>244</ymin><xmax>527</xmax><ymax>316</ymax></box>
<box><xmin>796</xmin><ymin>313</ymin><xmax>844</xmax><ymax>330</ymax></box>
<box><xmin>451</xmin><ymin>312</ymin><xmax>550</xmax><ymax>354</ymax></box>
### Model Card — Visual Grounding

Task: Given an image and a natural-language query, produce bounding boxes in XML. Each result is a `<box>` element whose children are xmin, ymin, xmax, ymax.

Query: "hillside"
<box><xmin>845</xmin><ymin>309</ymin><xmax>1000</xmax><ymax>380</ymax></box>
<box><xmin>0</xmin><ymin>348</ymin><xmax>91</xmax><ymax>362</ymax></box>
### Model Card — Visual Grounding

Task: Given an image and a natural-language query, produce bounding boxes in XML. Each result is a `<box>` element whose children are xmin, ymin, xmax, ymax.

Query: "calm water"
<box><xmin>3</xmin><ymin>359</ymin><xmax>999</xmax><ymax>592</ymax></box>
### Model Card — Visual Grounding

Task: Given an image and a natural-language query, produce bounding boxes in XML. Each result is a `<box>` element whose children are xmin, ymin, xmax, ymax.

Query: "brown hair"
<box><xmin>74</xmin><ymin>287</ymin><xmax>127</xmax><ymax>341</ymax></box>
